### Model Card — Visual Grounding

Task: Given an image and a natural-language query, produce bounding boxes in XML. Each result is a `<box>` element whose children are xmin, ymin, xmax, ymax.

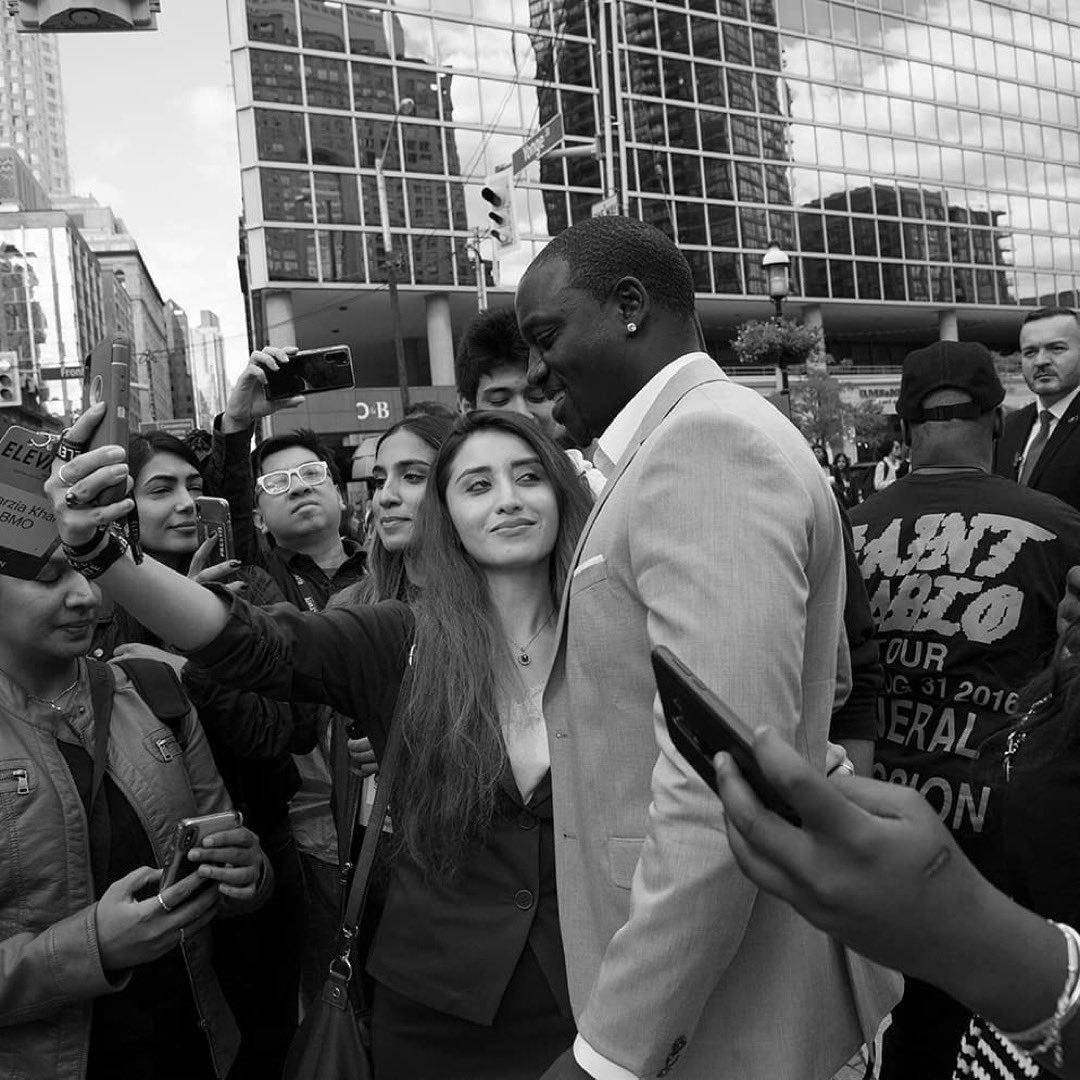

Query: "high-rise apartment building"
<box><xmin>227</xmin><ymin>0</ymin><xmax>1080</xmax><ymax>439</ymax></box>
<box><xmin>0</xmin><ymin>17</ymin><xmax>70</xmax><ymax>197</ymax></box>
<box><xmin>165</xmin><ymin>299</ymin><xmax>197</xmax><ymax>423</ymax></box>
<box><xmin>190</xmin><ymin>309</ymin><xmax>228</xmax><ymax>426</ymax></box>
<box><xmin>56</xmin><ymin>195</ymin><xmax>174</xmax><ymax>423</ymax></box>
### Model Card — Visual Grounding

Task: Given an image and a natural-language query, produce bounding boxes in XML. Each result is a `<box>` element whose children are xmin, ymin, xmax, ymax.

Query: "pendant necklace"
<box><xmin>26</xmin><ymin>675</ymin><xmax>79</xmax><ymax>712</ymax></box>
<box><xmin>508</xmin><ymin>610</ymin><xmax>555</xmax><ymax>667</ymax></box>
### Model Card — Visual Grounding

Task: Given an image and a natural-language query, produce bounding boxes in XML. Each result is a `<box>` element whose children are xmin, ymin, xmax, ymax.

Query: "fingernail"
<box><xmin>202</xmin><ymin>836</ymin><xmax>215</xmax><ymax>848</ymax></box>
<box><xmin>105</xmin><ymin>447</ymin><xmax>125</xmax><ymax>461</ymax></box>
<box><xmin>229</xmin><ymin>559</ymin><xmax>241</xmax><ymax>567</ymax></box>
<box><xmin>714</xmin><ymin>751</ymin><xmax>730</xmax><ymax>772</ymax></box>
<box><xmin>753</xmin><ymin>725</ymin><xmax>771</xmax><ymax>738</ymax></box>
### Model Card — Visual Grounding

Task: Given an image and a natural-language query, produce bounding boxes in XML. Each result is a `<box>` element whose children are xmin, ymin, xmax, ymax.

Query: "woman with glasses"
<box><xmin>49</xmin><ymin>406</ymin><xmax>593</xmax><ymax>1080</ymax></box>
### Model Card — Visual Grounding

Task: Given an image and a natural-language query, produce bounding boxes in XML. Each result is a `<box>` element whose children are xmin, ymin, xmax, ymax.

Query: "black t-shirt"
<box><xmin>57</xmin><ymin>739</ymin><xmax>214</xmax><ymax>1080</ymax></box>
<box><xmin>850</xmin><ymin>472</ymin><xmax>1080</xmax><ymax>881</ymax></box>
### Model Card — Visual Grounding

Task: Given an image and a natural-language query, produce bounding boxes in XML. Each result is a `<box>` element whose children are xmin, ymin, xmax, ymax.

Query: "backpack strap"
<box><xmin>114</xmin><ymin>658</ymin><xmax>191</xmax><ymax>743</ymax></box>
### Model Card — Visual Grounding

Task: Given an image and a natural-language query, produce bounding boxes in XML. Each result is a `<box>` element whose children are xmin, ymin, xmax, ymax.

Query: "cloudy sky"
<box><xmin>58</xmin><ymin>1</ymin><xmax>249</xmax><ymax>378</ymax></box>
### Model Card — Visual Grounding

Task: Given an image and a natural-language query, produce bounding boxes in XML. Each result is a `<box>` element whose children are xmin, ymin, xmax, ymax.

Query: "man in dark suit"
<box><xmin>994</xmin><ymin>306</ymin><xmax>1080</xmax><ymax>511</ymax></box>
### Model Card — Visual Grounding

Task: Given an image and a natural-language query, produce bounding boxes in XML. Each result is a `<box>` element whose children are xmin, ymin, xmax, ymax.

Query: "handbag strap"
<box><xmin>336</xmin><ymin>658</ymin><xmax>412</xmax><ymax>961</ymax></box>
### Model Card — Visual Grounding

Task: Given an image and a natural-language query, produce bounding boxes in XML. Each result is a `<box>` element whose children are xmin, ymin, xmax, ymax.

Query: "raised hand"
<box><xmin>221</xmin><ymin>347</ymin><xmax>304</xmax><ymax>434</ymax></box>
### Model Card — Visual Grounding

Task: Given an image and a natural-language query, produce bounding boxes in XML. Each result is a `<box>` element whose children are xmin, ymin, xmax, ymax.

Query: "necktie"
<box><xmin>1019</xmin><ymin>409</ymin><xmax>1053</xmax><ymax>486</ymax></box>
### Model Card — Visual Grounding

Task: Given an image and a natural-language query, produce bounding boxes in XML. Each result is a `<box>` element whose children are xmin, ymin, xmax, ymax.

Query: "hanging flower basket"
<box><xmin>730</xmin><ymin>317</ymin><xmax>823</xmax><ymax>368</ymax></box>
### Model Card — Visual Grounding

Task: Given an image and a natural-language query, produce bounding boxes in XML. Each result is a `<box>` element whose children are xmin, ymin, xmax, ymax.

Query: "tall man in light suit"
<box><xmin>517</xmin><ymin>217</ymin><xmax>899</xmax><ymax>1080</ymax></box>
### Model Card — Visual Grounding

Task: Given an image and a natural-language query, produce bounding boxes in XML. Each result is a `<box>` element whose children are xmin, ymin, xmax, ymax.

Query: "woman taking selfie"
<box><xmin>47</xmin><ymin>406</ymin><xmax>592</xmax><ymax>1080</ymax></box>
<box><xmin>0</xmin><ymin>546</ymin><xmax>269</xmax><ymax>1080</ymax></box>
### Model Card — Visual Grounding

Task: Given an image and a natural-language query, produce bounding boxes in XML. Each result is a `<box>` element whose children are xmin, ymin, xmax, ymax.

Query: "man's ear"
<box><xmin>458</xmin><ymin>395</ymin><xmax>473</xmax><ymax>415</ymax></box>
<box><xmin>613</xmin><ymin>276</ymin><xmax>648</xmax><ymax>329</ymax></box>
<box><xmin>252</xmin><ymin>507</ymin><xmax>268</xmax><ymax>534</ymax></box>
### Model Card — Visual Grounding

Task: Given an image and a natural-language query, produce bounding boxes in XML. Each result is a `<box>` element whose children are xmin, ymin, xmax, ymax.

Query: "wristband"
<box><xmin>61</xmin><ymin>527</ymin><xmax>108</xmax><ymax>559</ymax></box>
<box><xmin>996</xmin><ymin>921</ymin><xmax>1080</xmax><ymax>1069</ymax></box>
<box><xmin>65</xmin><ymin>530</ymin><xmax>129</xmax><ymax>580</ymax></box>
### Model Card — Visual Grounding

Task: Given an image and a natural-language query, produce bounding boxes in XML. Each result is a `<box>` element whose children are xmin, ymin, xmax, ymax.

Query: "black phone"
<box><xmin>264</xmin><ymin>346</ymin><xmax>355</xmax><ymax>401</ymax></box>
<box><xmin>83</xmin><ymin>333</ymin><xmax>131</xmax><ymax>506</ymax></box>
<box><xmin>160</xmin><ymin>810</ymin><xmax>243</xmax><ymax>892</ymax></box>
<box><xmin>194</xmin><ymin>496</ymin><xmax>235</xmax><ymax>565</ymax></box>
<box><xmin>652</xmin><ymin>646</ymin><xmax>801</xmax><ymax>826</ymax></box>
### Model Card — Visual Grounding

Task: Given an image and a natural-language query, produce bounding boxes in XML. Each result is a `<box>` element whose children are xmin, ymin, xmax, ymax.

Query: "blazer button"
<box><xmin>518</xmin><ymin>812</ymin><xmax>537</xmax><ymax>830</ymax></box>
<box><xmin>514</xmin><ymin>889</ymin><xmax>535</xmax><ymax>911</ymax></box>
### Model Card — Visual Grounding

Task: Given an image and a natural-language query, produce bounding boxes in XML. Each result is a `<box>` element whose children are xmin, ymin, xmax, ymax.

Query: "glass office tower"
<box><xmin>228</xmin><ymin>0</ymin><xmax>1080</xmax><ymax>432</ymax></box>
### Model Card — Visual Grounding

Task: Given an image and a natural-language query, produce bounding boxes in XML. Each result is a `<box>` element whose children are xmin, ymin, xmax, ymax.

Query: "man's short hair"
<box><xmin>529</xmin><ymin>215</ymin><xmax>696</xmax><ymax>319</ymax></box>
<box><xmin>251</xmin><ymin>427</ymin><xmax>342</xmax><ymax>487</ymax></box>
<box><xmin>1021</xmin><ymin>306</ymin><xmax>1080</xmax><ymax>330</ymax></box>
<box><xmin>454</xmin><ymin>307</ymin><xmax>530</xmax><ymax>405</ymax></box>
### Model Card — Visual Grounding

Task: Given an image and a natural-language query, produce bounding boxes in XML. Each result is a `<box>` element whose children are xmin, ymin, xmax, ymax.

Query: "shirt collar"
<box><xmin>1039</xmin><ymin>384</ymin><xmax>1080</xmax><ymax>422</ymax></box>
<box><xmin>596</xmin><ymin>353</ymin><xmax>707</xmax><ymax>472</ymax></box>
<box><xmin>276</xmin><ymin>537</ymin><xmax>365</xmax><ymax>570</ymax></box>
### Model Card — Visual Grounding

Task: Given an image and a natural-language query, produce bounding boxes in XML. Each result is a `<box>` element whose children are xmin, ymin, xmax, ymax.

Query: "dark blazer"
<box><xmin>187</xmin><ymin>594</ymin><xmax>572</xmax><ymax>1027</ymax></box>
<box><xmin>995</xmin><ymin>395</ymin><xmax>1080</xmax><ymax>512</ymax></box>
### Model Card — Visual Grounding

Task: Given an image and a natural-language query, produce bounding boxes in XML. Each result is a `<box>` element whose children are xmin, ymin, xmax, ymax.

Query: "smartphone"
<box><xmin>651</xmin><ymin>646</ymin><xmax>801</xmax><ymax>826</ymax></box>
<box><xmin>194</xmin><ymin>496</ymin><xmax>235</xmax><ymax>565</ymax></box>
<box><xmin>264</xmin><ymin>345</ymin><xmax>355</xmax><ymax>402</ymax></box>
<box><xmin>159</xmin><ymin>810</ymin><xmax>243</xmax><ymax>892</ymax></box>
<box><xmin>83</xmin><ymin>333</ymin><xmax>131</xmax><ymax>506</ymax></box>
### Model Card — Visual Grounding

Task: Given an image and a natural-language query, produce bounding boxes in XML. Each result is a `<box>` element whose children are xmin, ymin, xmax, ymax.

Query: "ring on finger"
<box><xmin>838</xmin><ymin>760</ymin><xmax>855</xmax><ymax>776</ymax></box>
<box><xmin>64</xmin><ymin>488</ymin><xmax>82</xmax><ymax>508</ymax></box>
<box><xmin>57</xmin><ymin>462</ymin><xmax>77</xmax><ymax>487</ymax></box>
<box><xmin>157</xmin><ymin>893</ymin><xmax>174</xmax><ymax>914</ymax></box>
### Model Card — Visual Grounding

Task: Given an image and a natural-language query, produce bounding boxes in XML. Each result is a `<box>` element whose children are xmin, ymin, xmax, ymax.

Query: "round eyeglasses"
<box><xmin>255</xmin><ymin>460</ymin><xmax>330</xmax><ymax>496</ymax></box>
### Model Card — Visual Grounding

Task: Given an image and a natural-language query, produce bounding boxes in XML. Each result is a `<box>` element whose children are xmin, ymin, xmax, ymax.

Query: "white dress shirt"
<box><xmin>1019</xmin><ymin>384</ymin><xmax>1080</xmax><ymax>469</ymax></box>
<box><xmin>572</xmin><ymin>350</ymin><xmax>711</xmax><ymax>1080</ymax></box>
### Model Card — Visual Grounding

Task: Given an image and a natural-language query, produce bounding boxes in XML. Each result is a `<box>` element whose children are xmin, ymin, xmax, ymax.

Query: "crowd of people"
<box><xmin>2</xmin><ymin>213</ymin><xmax>1080</xmax><ymax>1080</ymax></box>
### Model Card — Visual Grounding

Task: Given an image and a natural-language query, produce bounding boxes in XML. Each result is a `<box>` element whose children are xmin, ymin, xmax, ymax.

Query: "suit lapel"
<box><xmin>1030</xmin><ymin>394</ymin><xmax>1080</xmax><ymax>486</ymax></box>
<box><xmin>551</xmin><ymin>358</ymin><xmax>728</xmax><ymax>645</ymax></box>
<box><xmin>999</xmin><ymin>403</ymin><xmax>1035</xmax><ymax>479</ymax></box>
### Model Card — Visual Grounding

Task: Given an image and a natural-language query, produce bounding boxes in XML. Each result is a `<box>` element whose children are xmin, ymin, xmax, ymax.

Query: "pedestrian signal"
<box><xmin>480</xmin><ymin>170</ymin><xmax>517</xmax><ymax>249</ymax></box>
<box><xmin>0</xmin><ymin>353</ymin><xmax>22</xmax><ymax>408</ymax></box>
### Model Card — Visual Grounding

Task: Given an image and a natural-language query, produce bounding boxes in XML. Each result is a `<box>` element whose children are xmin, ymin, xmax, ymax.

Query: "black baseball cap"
<box><xmin>896</xmin><ymin>341</ymin><xmax>1005</xmax><ymax>422</ymax></box>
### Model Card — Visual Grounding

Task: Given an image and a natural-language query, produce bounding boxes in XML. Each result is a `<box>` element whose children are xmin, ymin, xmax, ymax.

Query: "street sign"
<box><xmin>140</xmin><ymin>418</ymin><xmax>195</xmax><ymax>436</ymax></box>
<box><xmin>512</xmin><ymin>114</ymin><xmax>564</xmax><ymax>177</ymax></box>
<box><xmin>591</xmin><ymin>195</ymin><xmax>619</xmax><ymax>217</ymax></box>
<box><xmin>40</xmin><ymin>365</ymin><xmax>84</xmax><ymax>380</ymax></box>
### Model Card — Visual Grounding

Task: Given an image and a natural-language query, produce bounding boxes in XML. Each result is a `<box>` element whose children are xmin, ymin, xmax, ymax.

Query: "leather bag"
<box><xmin>283</xmin><ymin>665</ymin><xmax>410</xmax><ymax>1080</ymax></box>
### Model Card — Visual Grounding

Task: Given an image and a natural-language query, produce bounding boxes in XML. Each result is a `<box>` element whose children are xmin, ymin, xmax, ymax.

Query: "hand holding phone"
<box><xmin>263</xmin><ymin>345</ymin><xmax>355</xmax><ymax>401</ymax></box>
<box><xmin>194</xmin><ymin>497</ymin><xmax>235</xmax><ymax>566</ymax></box>
<box><xmin>160</xmin><ymin>811</ymin><xmax>243</xmax><ymax>892</ymax></box>
<box><xmin>652</xmin><ymin>646</ymin><xmax>801</xmax><ymax>826</ymax></box>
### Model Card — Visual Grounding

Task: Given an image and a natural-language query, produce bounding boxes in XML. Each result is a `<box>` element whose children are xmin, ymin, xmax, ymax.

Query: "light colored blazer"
<box><xmin>544</xmin><ymin>358</ymin><xmax>901</xmax><ymax>1079</ymax></box>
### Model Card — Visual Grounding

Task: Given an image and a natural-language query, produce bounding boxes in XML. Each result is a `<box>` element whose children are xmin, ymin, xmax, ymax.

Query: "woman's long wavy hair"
<box><xmin>347</xmin><ymin>413</ymin><xmax>454</xmax><ymax>605</ymax></box>
<box><xmin>395</xmin><ymin>410</ymin><xmax>593</xmax><ymax>877</ymax></box>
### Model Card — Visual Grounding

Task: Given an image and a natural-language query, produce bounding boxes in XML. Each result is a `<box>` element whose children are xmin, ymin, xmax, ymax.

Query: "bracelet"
<box><xmin>65</xmin><ymin>530</ymin><xmax>129</xmax><ymax>580</ymax></box>
<box><xmin>996</xmin><ymin>921</ymin><xmax>1080</xmax><ymax>1069</ymax></box>
<box><xmin>61</xmin><ymin>527</ymin><xmax>108</xmax><ymax>559</ymax></box>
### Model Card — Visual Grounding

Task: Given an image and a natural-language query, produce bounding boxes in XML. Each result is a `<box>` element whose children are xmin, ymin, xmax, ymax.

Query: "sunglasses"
<box><xmin>255</xmin><ymin>460</ymin><xmax>331</xmax><ymax>496</ymax></box>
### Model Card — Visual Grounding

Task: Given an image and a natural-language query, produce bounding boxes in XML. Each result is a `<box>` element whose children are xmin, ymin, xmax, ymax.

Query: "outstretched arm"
<box><xmin>715</xmin><ymin>728</ymin><xmax>1075</xmax><ymax>1074</ymax></box>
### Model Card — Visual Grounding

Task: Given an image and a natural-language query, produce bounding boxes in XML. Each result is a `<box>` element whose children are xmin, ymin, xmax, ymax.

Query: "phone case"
<box><xmin>264</xmin><ymin>346</ymin><xmax>355</xmax><ymax>401</ymax></box>
<box><xmin>652</xmin><ymin>646</ymin><xmax>801</xmax><ymax>825</ymax></box>
<box><xmin>160</xmin><ymin>810</ymin><xmax>243</xmax><ymax>892</ymax></box>
<box><xmin>194</xmin><ymin>497</ymin><xmax>235</xmax><ymax>565</ymax></box>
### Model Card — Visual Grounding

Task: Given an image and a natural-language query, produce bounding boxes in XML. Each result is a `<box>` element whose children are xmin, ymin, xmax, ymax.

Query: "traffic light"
<box><xmin>7</xmin><ymin>1</ymin><xmax>160</xmax><ymax>32</ymax></box>
<box><xmin>480</xmin><ymin>170</ymin><xmax>517</xmax><ymax>249</ymax></box>
<box><xmin>0</xmin><ymin>353</ymin><xmax>22</xmax><ymax>408</ymax></box>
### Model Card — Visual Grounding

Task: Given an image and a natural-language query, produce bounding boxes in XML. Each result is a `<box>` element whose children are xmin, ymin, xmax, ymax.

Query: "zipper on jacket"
<box><xmin>0</xmin><ymin>767</ymin><xmax>30</xmax><ymax>794</ymax></box>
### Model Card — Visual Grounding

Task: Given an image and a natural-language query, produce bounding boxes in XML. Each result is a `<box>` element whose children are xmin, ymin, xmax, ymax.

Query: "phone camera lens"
<box><xmin>181</xmin><ymin>828</ymin><xmax>196</xmax><ymax>850</ymax></box>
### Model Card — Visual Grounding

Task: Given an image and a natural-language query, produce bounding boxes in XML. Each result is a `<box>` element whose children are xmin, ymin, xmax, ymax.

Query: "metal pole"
<box><xmin>597</xmin><ymin>0</ymin><xmax>615</xmax><ymax>204</ymax></box>
<box><xmin>376</xmin><ymin>148</ymin><xmax>410</xmax><ymax>414</ymax></box>
<box><xmin>468</xmin><ymin>228</ymin><xmax>488</xmax><ymax>312</ymax></box>
<box><xmin>609</xmin><ymin>0</ymin><xmax>629</xmax><ymax>216</ymax></box>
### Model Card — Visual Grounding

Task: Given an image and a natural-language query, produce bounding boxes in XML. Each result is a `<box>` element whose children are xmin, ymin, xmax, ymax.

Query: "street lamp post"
<box><xmin>375</xmin><ymin>97</ymin><xmax>415</xmax><ymax>415</ymax></box>
<box><xmin>762</xmin><ymin>242</ymin><xmax>792</xmax><ymax>409</ymax></box>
